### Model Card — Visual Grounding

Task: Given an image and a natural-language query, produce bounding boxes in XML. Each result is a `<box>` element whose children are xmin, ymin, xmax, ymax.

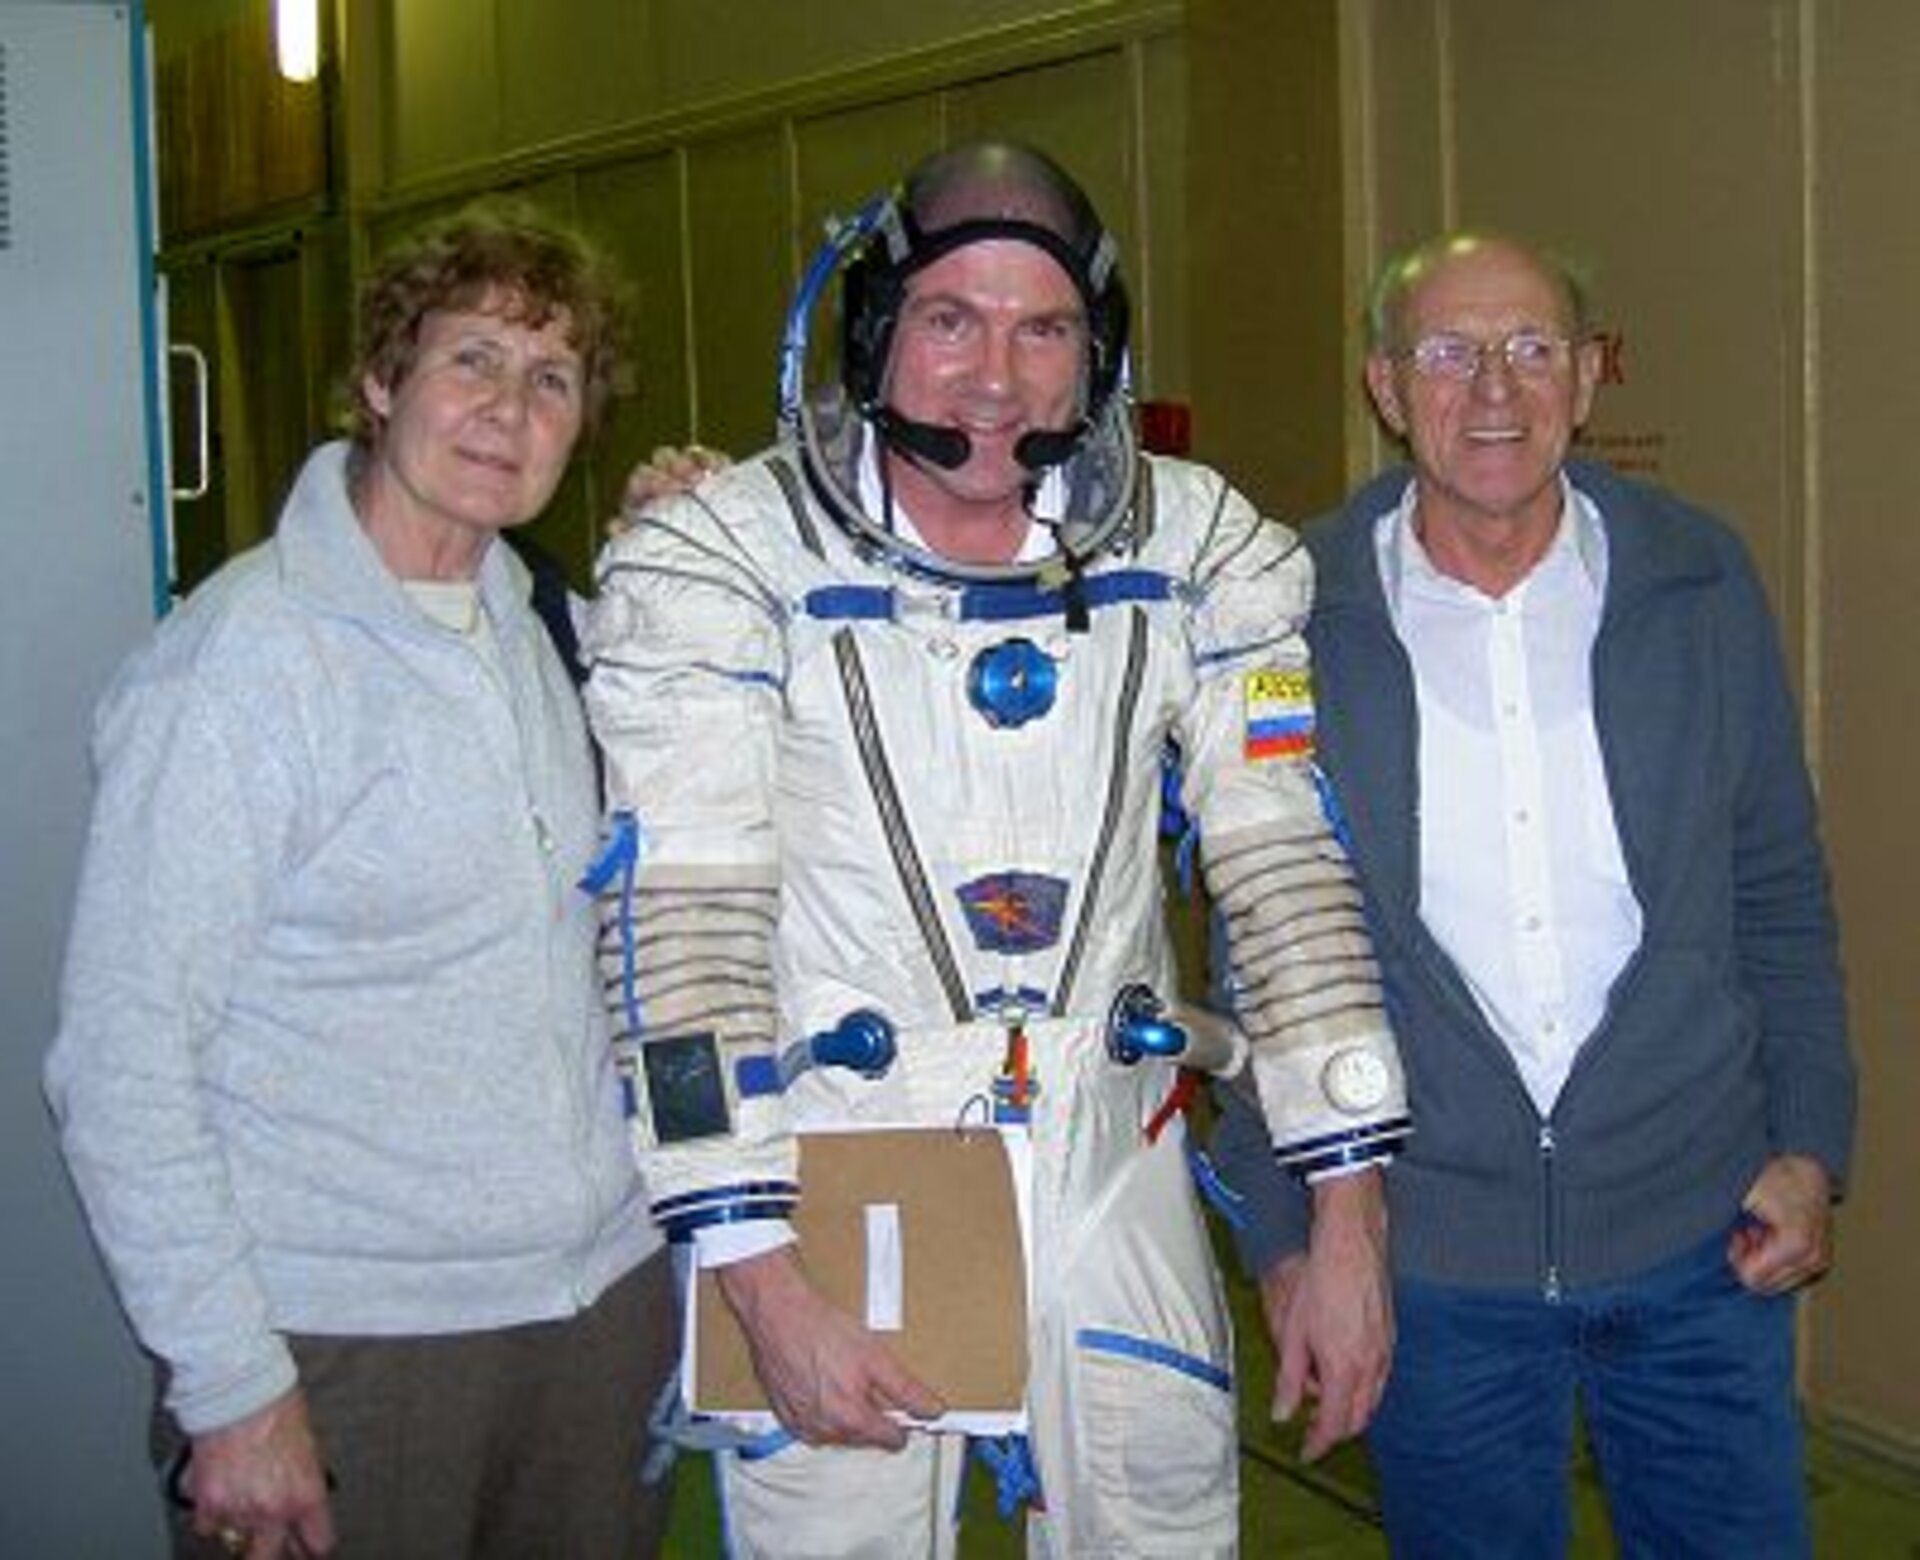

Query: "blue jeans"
<box><xmin>1369</xmin><ymin>1227</ymin><xmax>1810</xmax><ymax>1559</ymax></box>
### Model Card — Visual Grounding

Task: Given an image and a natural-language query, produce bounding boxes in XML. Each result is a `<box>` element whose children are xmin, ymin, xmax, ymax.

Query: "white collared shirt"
<box><xmin>1376</xmin><ymin>480</ymin><xmax>1643</xmax><ymax>1115</ymax></box>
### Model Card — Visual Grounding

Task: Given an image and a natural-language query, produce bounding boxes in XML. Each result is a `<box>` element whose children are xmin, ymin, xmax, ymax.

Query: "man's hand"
<box><xmin>1258</xmin><ymin>1169</ymin><xmax>1392</xmax><ymax>1462</ymax></box>
<box><xmin>1729</xmin><ymin>1153</ymin><xmax>1835</xmax><ymax>1294</ymax></box>
<box><xmin>716</xmin><ymin>1246</ymin><xmax>945</xmax><ymax>1449</ymax></box>
<box><xmin>606</xmin><ymin>444</ymin><xmax>730</xmax><ymax>539</ymax></box>
<box><xmin>185</xmin><ymin>1389</ymin><xmax>336</xmax><ymax>1558</ymax></box>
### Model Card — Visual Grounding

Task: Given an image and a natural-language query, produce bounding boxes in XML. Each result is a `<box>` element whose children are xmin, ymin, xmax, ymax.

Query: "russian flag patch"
<box><xmin>1244</xmin><ymin>668</ymin><xmax>1315</xmax><ymax>761</ymax></box>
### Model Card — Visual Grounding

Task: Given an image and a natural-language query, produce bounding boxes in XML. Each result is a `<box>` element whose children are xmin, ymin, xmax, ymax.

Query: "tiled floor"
<box><xmin>664</xmin><ymin>1267</ymin><xmax>1920</xmax><ymax>1556</ymax></box>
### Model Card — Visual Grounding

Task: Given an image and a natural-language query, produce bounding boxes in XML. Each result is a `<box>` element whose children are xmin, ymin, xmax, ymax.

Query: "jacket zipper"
<box><xmin>1540</xmin><ymin>1121</ymin><xmax>1562</xmax><ymax>1303</ymax></box>
<box><xmin>485</xmin><ymin>629</ymin><xmax>602</xmax><ymax>1283</ymax></box>
<box><xmin>1334</xmin><ymin>548</ymin><xmax>1576</xmax><ymax>1306</ymax></box>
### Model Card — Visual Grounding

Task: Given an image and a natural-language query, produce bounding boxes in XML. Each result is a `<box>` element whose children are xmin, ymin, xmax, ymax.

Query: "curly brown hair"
<box><xmin>346</xmin><ymin>198</ymin><xmax>627</xmax><ymax>450</ymax></box>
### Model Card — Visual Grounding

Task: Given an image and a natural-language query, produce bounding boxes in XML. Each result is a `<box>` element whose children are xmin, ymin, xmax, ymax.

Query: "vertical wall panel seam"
<box><xmin>676</xmin><ymin>145</ymin><xmax>699</xmax><ymax>440</ymax></box>
<box><xmin>1434</xmin><ymin>0</ymin><xmax>1457</xmax><ymax>228</ymax></box>
<box><xmin>1796</xmin><ymin>0</ymin><xmax>1824</xmax><ymax>786</ymax></box>
<box><xmin>1339</xmin><ymin>0</ymin><xmax>1383</xmax><ymax>487</ymax></box>
<box><xmin>782</xmin><ymin>116</ymin><xmax>800</xmax><ymax>303</ymax></box>
<box><xmin>1127</xmin><ymin>36</ymin><xmax>1152</xmax><ymax>392</ymax></box>
<box><xmin>1791</xmin><ymin>0</ymin><xmax>1828</xmax><ymax>1419</ymax></box>
<box><xmin>487</xmin><ymin>0</ymin><xmax>504</xmax><ymax>167</ymax></box>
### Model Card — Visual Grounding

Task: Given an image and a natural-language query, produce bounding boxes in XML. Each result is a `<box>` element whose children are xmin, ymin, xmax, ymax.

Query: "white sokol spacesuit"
<box><xmin>584</xmin><ymin>144</ymin><xmax>1408</xmax><ymax>1558</ymax></box>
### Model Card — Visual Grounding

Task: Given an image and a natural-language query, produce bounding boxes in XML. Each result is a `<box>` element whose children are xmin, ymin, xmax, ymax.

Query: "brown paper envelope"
<box><xmin>692</xmin><ymin>1126</ymin><xmax>1028</xmax><ymax>1415</ymax></box>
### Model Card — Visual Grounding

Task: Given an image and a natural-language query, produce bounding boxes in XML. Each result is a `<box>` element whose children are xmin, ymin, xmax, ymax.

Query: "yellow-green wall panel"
<box><xmin>498</xmin><ymin>0</ymin><xmax>657</xmax><ymax>154</ymax></box>
<box><xmin>577</xmin><ymin>151</ymin><xmax>695</xmax><ymax>577</ymax></box>
<box><xmin>686</xmin><ymin>130</ymin><xmax>794</xmax><ymax>454</ymax></box>
<box><xmin>386</xmin><ymin>1</ymin><xmax>502</xmax><ymax>183</ymax></box>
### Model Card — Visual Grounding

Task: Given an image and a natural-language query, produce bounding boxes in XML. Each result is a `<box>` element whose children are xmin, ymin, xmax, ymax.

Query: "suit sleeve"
<box><xmin>582</xmin><ymin>476</ymin><xmax>795</xmax><ymax>1253</ymax></box>
<box><xmin>44</xmin><ymin>650</ymin><xmax>302</xmax><ymax>1433</ymax></box>
<box><xmin>1173</xmin><ymin>466</ymin><xmax>1411</xmax><ymax>1180</ymax></box>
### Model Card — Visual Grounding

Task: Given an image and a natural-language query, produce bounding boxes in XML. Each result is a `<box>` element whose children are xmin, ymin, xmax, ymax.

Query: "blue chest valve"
<box><xmin>1104</xmin><ymin>984</ymin><xmax>1249</xmax><ymax>1077</ymax></box>
<box><xmin>777</xmin><ymin>1009</ymin><xmax>898</xmax><ymax>1090</ymax></box>
<box><xmin>967</xmin><ymin>637</ymin><xmax>1058</xmax><ymax>729</ymax></box>
<box><xmin>1106</xmin><ymin>983</ymin><xmax>1189</xmax><ymax>1065</ymax></box>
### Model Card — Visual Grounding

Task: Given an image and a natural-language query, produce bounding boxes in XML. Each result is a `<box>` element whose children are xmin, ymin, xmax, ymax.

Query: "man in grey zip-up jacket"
<box><xmin>1214</xmin><ymin>232</ymin><xmax>1853</xmax><ymax>1559</ymax></box>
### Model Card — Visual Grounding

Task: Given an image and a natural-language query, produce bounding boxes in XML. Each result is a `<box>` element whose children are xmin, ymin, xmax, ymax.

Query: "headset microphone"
<box><xmin>870</xmin><ymin>408</ymin><xmax>972</xmax><ymax>471</ymax></box>
<box><xmin>1013</xmin><ymin>425</ymin><xmax>1086</xmax><ymax>473</ymax></box>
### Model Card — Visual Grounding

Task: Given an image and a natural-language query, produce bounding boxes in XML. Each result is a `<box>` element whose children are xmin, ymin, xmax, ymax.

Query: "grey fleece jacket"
<box><xmin>46</xmin><ymin>443</ymin><xmax>659</xmax><ymax>1433</ymax></box>
<box><xmin>1214</xmin><ymin>460</ymin><xmax>1855</xmax><ymax>1294</ymax></box>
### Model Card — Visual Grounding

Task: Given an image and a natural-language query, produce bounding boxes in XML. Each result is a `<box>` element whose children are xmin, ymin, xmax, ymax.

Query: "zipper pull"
<box><xmin>1539</xmin><ymin>1123</ymin><xmax>1561</xmax><ymax>1302</ymax></box>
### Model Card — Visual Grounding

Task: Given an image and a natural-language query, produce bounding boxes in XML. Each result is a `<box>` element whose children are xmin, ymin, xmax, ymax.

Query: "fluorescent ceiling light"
<box><xmin>275</xmin><ymin>0</ymin><xmax>319</xmax><ymax>84</ymax></box>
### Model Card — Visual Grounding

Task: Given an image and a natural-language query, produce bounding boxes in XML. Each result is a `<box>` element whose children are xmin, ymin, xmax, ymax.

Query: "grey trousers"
<box><xmin>156</xmin><ymin>1251</ymin><xmax>679</xmax><ymax>1559</ymax></box>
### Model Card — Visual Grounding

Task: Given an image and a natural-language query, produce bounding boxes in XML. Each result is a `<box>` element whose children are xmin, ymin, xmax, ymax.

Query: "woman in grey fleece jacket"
<box><xmin>46</xmin><ymin>204</ymin><xmax>671</xmax><ymax>1559</ymax></box>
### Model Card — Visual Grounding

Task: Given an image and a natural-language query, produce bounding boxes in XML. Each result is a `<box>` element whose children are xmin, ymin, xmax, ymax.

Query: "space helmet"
<box><xmin>780</xmin><ymin>140</ymin><xmax>1139</xmax><ymax>585</ymax></box>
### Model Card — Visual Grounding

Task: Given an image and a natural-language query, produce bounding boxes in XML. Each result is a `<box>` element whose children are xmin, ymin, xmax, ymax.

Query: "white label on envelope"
<box><xmin>864</xmin><ymin>1202</ymin><xmax>904</xmax><ymax>1332</ymax></box>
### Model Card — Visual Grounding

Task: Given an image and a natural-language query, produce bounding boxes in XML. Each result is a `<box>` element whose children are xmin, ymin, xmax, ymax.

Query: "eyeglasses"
<box><xmin>1397</xmin><ymin>331</ymin><xmax>1574</xmax><ymax>382</ymax></box>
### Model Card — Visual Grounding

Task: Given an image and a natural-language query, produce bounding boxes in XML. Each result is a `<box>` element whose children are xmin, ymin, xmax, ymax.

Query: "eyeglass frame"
<box><xmin>1389</xmin><ymin>329</ymin><xmax>1583</xmax><ymax>383</ymax></box>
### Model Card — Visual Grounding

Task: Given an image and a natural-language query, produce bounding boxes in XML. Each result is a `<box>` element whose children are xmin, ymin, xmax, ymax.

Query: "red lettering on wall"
<box><xmin>1137</xmin><ymin>400</ymin><xmax>1192</xmax><ymax>456</ymax></box>
<box><xmin>1592</xmin><ymin>330</ymin><xmax>1627</xmax><ymax>386</ymax></box>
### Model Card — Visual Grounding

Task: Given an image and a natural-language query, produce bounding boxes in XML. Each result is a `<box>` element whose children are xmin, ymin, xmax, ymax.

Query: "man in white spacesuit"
<box><xmin>584</xmin><ymin>140</ymin><xmax>1409</xmax><ymax>1557</ymax></box>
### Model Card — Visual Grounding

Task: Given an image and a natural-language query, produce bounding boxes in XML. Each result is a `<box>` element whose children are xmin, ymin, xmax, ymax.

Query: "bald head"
<box><xmin>1367</xmin><ymin>232</ymin><xmax>1591</xmax><ymax>354</ymax></box>
<box><xmin>1360</xmin><ymin>230</ymin><xmax>1604</xmax><ymax>593</ymax></box>
<box><xmin>904</xmin><ymin>141</ymin><xmax>1095</xmax><ymax>248</ymax></box>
